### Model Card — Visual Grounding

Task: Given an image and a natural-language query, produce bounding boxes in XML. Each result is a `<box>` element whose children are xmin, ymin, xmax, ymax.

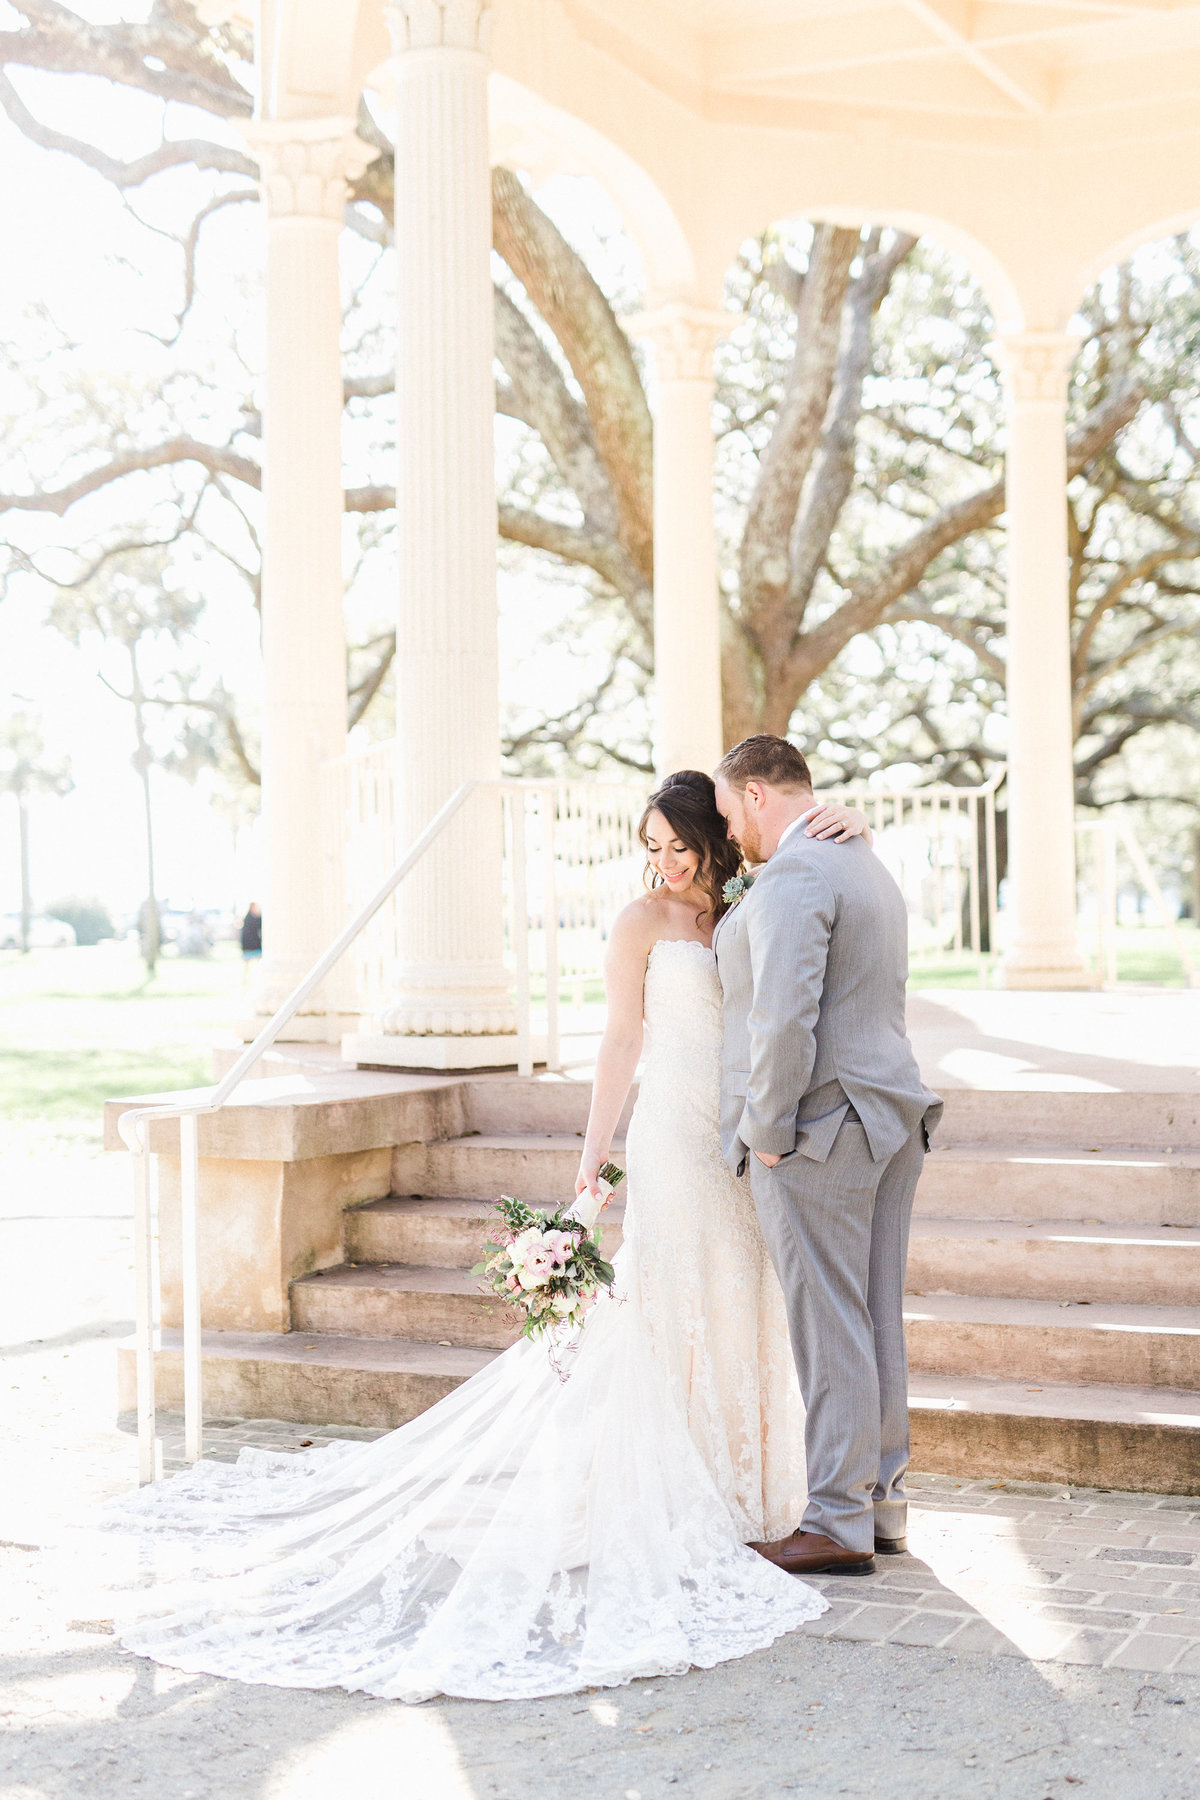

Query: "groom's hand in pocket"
<box><xmin>753</xmin><ymin>1151</ymin><xmax>782</xmax><ymax>1168</ymax></box>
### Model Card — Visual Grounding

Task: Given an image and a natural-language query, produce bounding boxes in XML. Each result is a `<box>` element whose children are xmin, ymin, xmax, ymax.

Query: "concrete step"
<box><xmin>119</xmin><ymin>1336</ymin><xmax>1200</xmax><ymax>1495</ymax></box>
<box><xmin>909</xmin><ymin>1373</ymin><xmax>1200</xmax><ymax>1495</ymax></box>
<box><xmin>918</xmin><ymin>1145</ymin><xmax>1200</xmax><ymax>1226</ymax></box>
<box><xmin>907</xmin><ymin>1217</ymin><xmax>1200</xmax><ymax>1305</ymax></box>
<box><xmin>457</xmin><ymin>1081</ymin><xmax>1200</xmax><ymax>1151</ymax></box>
<box><xmin>904</xmin><ymin>1293</ymin><xmax>1200</xmax><ymax>1389</ymax></box>
<box><xmin>117</xmin><ymin>1330</ymin><xmax>496</xmax><ymax>1431</ymax></box>
<box><xmin>460</xmin><ymin>1075</ymin><xmax>634</xmax><ymax>1139</ymax></box>
<box><xmin>447</xmin><ymin>1088</ymin><xmax>1200</xmax><ymax>1153</ymax></box>
<box><xmin>345</xmin><ymin>1194</ymin><xmax>625</xmax><ymax>1269</ymax></box>
<box><xmin>291</xmin><ymin>1262</ymin><xmax>520</xmax><ymax>1350</ymax></box>
<box><xmin>414</xmin><ymin>1135</ymin><xmax>616</xmax><ymax>1204</ymax></box>
<box><xmin>932</xmin><ymin>1090</ymin><xmax>1200</xmax><ymax>1151</ymax></box>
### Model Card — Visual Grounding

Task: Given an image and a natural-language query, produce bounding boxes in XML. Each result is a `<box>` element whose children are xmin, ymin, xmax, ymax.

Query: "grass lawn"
<box><xmin>908</xmin><ymin>923</ymin><xmax>1200</xmax><ymax>990</ymax></box>
<box><xmin>0</xmin><ymin>941</ymin><xmax>244</xmax><ymax>1148</ymax></box>
<box><xmin>2</xmin><ymin>924</ymin><xmax>1195</xmax><ymax>1151</ymax></box>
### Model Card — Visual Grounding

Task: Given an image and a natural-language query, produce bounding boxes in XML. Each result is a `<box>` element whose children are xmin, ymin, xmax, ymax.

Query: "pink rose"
<box><xmin>543</xmin><ymin>1229</ymin><xmax>577</xmax><ymax>1268</ymax></box>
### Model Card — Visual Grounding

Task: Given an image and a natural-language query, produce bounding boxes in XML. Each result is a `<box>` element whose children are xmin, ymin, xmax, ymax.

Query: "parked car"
<box><xmin>0</xmin><ymin>914</ymin><xmax>77</xmax><ymax>950</ymax></box>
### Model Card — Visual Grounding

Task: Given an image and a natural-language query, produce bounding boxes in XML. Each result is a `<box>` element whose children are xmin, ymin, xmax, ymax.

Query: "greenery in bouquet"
<box><xmin>473</xmin><ymin>1166</ymin><xmax>623</xmax><ymax>1342</ymax></box>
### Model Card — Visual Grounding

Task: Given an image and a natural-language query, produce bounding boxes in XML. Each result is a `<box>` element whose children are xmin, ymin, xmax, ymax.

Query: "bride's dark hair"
<box><xmin>638</xmin><ymin>770</ymin><xmax>744</xmax><ymax>919</ymax></box>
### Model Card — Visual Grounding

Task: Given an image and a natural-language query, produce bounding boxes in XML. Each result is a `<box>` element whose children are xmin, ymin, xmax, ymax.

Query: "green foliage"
<box><xmin>44</xmin><ymin>896</ymin><xmax>115</xmax><ymax>946</ymax></box>
<box><xmin>475</xmin><ymin>1194</ymin><xmax>617</xmax><ymax>1342</ymax></box>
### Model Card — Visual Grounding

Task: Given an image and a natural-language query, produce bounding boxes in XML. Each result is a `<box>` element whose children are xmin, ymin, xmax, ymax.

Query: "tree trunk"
<box><xmin>130</xmin><ymin>649</ymin><xmax>159</xmax><ymax>977</ymax></box>
<box><xmin>18</xmin><ymin>790</ymin><xmax>31</xmax><ymax>953</ymax></box>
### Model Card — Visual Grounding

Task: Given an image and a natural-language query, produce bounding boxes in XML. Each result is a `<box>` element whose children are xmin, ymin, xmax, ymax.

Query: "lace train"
<box><xmin>104</xmin><ymin>940</ymin><xmax>824</xmax><ymax>1701</ymax></box>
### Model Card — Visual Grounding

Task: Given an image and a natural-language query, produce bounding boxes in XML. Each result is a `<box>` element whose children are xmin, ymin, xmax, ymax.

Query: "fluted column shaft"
<box><xmin>248</xmin><ymin>118</ymin><xmax>371</xmax><ymax>1028</ymax></box>
<box><xmin>637</xmin><ymin>303</ymin><xmax>729</xmax><ymax>776</ymax></box>
<box><xmin>996</xmin><ymin>332</ymin><xmax>1094</xmax><ymax>989</ymax></box>
<box><xmin>381</xmin><ymin>0</ymin><xmax>512</xmax><ymax>1040</ymax></box>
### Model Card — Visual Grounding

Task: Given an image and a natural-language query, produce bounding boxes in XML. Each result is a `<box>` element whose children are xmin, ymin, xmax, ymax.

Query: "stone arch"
<box><xmin>1076</xmin><ymin>208</ymin><xmax>1200</xmax><ymax>302</ymax></box>
<box><xmin>717</xmin><ymin>198</ymin><xmax>1026</xmax><ymax>334</ymax></box>
<box><xmin>488</xmin><ymin>74</ymin><xmax>699</xmax><ymax>304</ymax></box>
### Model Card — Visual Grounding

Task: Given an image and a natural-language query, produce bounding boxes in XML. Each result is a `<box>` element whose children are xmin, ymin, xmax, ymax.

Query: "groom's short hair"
<box><xmin>716</xmin><ymin>735</ymin><xmax>813</xmax><ymax>793</ymax></box>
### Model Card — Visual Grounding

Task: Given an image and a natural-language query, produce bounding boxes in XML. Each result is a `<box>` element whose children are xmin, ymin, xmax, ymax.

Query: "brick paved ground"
<box><xmin>6</xmin><ymin>1132</ymin><xmax>1200</xmax><ymax>1797</ymax></box>
<box><xmin>154</xmin><ymin>1413</ymin><xmax>1200</xmax><ymax>1677</ymax></box>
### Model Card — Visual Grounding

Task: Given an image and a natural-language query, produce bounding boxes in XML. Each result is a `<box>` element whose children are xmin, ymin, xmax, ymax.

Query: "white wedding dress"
<box><xmin>107</xmin><ymin>940</ymin><xmax>825</xmax><ymax>1702</ymax></box>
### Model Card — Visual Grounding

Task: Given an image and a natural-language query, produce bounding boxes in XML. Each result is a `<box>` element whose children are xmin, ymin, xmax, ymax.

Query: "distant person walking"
<box><xmin>240</xmin><ymin>902</ymin><xmax>261</xmax><ymax>990</ymax></box>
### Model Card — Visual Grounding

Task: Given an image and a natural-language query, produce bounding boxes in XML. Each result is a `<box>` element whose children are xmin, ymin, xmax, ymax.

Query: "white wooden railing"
<box><xmin>319</xmin><ymin>748</ymin><xmax>647</xmax><ymax>1067</ymax></box>
<box><xmin>828</xmin><ymin>771</ymin><xmax>1003</xmax><ymax>967</ymax></box>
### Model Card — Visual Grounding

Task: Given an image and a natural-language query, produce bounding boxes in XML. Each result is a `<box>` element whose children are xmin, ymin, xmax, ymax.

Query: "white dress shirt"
<box><xmin>774</xmin><ymin>806</ymin><xmax>815</xmax><ymax>855</ymax></box>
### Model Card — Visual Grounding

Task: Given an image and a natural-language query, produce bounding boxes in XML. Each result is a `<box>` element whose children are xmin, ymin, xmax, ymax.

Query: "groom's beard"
<box><xmin>735</xmin><ymin>816</ymin><xmax>764</xmax><ymax>864</ymax></box>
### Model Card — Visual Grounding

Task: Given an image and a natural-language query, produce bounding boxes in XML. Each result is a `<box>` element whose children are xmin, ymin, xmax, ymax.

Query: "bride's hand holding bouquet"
<box><xmin>473</xmin><ymin>1164</ymin><xmax>624</xmax><ymax>1349</ymax></box>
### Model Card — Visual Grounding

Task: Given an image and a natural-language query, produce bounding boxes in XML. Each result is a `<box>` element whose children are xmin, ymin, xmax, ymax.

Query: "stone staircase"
<box><xmin>122</xmin><ymin>1076</ymin><xmax>1200</xmax><ymax>1493</ymax></box>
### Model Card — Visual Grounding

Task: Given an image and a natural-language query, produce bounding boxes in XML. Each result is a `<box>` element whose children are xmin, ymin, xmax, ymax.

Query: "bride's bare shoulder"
<box><xmin>606</xmin><ymin>894</ymin><xmax>665</xmax><ymax>963</ymax></box>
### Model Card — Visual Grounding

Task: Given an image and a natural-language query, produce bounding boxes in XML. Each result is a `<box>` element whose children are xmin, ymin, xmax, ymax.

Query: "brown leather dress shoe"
<box><xmin>748</xmin><ymin>1529</ymin><xmax>875</xmax><ymax>1576</ymax></box>
<box><xmin>874</xmin><ymin>1535</ymin><xmax>907</xmax><ymax>1555</ymax></box>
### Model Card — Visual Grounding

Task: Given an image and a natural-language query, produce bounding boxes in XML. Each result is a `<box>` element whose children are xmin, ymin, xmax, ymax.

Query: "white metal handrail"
<box><xmin>117</xmin><ymin>778</ymin><xmax>517</xmax><ymax>1484</ymax></box>
<box><xmin>319</xmin><ymin>753</ymin><xmax>646</xmax><ymax>1031</ymax></box>
<box><xmin>1077</xmin><ymin>813</ymin><xmax>1200</xmax><ymax>988</ymax></box>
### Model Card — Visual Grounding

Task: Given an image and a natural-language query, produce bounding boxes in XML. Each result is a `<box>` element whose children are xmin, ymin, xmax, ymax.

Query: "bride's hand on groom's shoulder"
<box><xmin>802</xmin><ymin>802</ymin><xmax>872</xmax><ymax>845</ymax></box>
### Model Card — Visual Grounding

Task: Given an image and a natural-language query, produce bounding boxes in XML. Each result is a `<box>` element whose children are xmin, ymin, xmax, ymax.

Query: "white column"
<box><xmin>635</xmin><ymin>302</ymin><xmax>729</xmax><ymax>776</ymax></box>
<box><xmin>348</xmin><ymin>0</ymin><xmax>516</xmax><ymax>1069</ymax></box>
<box><xmin>245</xmin><ymin>118</ymin><xmax>372</xmax><ymax>1035</ymax></box>
<box><xmin>995</xmin><ymin>331</ymin><xmax>1095</xmax><ymax>989</ymax></box>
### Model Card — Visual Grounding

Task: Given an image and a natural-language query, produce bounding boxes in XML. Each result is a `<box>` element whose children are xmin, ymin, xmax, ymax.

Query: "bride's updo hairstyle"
<box><xmin>638</xmin><ymin>770</ymin><xmax>744</xmax><ymax>918</ymax></box>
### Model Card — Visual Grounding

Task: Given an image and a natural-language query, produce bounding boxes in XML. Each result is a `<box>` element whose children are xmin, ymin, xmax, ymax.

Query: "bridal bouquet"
<box><xmin>474</xmin><ymin>1163</ymin><xmax>624</xmax><ymax>1346</ymax></box>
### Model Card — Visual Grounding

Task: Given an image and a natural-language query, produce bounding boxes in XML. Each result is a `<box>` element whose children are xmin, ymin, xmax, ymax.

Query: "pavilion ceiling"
<box><xmin>558</xmin><ymin>0</ymin><xmax>1200</xmax><ymax>142</ymax></box>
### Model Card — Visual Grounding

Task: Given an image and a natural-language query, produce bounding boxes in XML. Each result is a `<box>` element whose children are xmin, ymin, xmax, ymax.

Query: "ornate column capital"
<box><xmin>245</xmin><ymin>117</ymin><xmax>375</xmax><ymax>221</ymax></box>
<box><xmin>993</xmin><ymin>331</ymin><xmax>1079</xmax><ymax>405</ymax></box>
<box><xmin>626</xmin><ymin>301</ymin><xmax>737</xmax><ymax>383</ymax></box>
<box><xmin>387</xmin><ymin>0</ymin><xmax>492</xmax><ymax>56</ymax></box>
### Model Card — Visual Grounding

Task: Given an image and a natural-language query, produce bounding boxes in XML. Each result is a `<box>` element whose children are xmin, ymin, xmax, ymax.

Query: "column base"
<box><xmin>342</xmin><ymin>1031</ymin><xmax>547</xmax><ymax>1072</ymax></box>
<box><xmin>237</xmin><ymin>1013</ymin><xmax>366</xmax><ymax>1045</ymax></box>
<box><xmin>995</xmin><ymin>949</ymin><xmax>1099</xmax><ymax>991</ymax></box>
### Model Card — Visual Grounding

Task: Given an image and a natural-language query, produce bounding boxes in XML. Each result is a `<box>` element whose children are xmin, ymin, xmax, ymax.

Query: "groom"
<box><xmin>713</xmin><ymin>735</ymin><xmax>942</xmax><ymax>1577</ymax></box>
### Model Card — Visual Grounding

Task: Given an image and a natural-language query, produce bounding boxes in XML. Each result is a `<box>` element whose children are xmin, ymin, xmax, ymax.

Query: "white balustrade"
<box><xmin>1076</xmin><ymin>815</ymin><xmax>1200</xmax><ymax>989</ymax></box>
<box><xmin>319</xmin><ymin>750</ymin><xmax>647</xmax><ymax>1058</ymax></box>
<box><xmin>827</xmin><ymin>773</ymin><xmax>1004</xmax><ymax>973</ymax></box>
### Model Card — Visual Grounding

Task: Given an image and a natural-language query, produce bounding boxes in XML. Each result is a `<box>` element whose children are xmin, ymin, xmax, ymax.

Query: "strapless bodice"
<box><xmin>641</xmin><ymin>938</ymin><xmax>722</xmax><ymax>1070</ymax></box>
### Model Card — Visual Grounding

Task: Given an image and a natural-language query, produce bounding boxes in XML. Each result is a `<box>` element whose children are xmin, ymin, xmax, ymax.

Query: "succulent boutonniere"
<box><xmin>721</xmin><ymin>872</ymin><xmax>755</xmax><ymax>909</ymax></box>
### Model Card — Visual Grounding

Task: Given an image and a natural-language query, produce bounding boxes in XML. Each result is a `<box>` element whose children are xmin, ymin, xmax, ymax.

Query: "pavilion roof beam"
<box><xmin>899</xmin><ymin>0</ymin><xmax>1049</xmax><ymax>111</ymax></box>
<box><xmin>976</xmin><ymin>0</ymin><xmax>1194</xmax><ymax>12</ymax></box>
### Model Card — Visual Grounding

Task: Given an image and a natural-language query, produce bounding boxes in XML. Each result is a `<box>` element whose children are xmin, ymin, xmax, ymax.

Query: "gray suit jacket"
<box><xmin>714</xmin><ymin>832</ymin><xmax>942</xmax><ymax>1173</ymax></box>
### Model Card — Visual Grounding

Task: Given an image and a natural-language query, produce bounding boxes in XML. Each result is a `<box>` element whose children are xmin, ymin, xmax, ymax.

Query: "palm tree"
<box><xmin>0</xmin><ymin>711</ymin><xmax>73</xmax><ymax>952</ymax></box>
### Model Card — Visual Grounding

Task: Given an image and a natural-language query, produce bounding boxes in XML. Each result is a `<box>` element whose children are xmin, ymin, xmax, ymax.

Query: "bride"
<box><xmin>106</xmin><ymin>771</ymin><xmax>871</xmax><ymax>1704</ymax></box>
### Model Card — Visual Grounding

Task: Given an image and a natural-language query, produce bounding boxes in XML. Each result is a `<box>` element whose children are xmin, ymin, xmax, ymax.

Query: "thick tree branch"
<box><xmin>885</xmin><ymin>601</ymin><xmax>1006</xmax><ymax>682</ymax></box>
<box><xmin>738</xmin><ymin>224</ymin><xmax>861</xmax><ymax>660</ymax></box>
<box><xmin>788</xmin><ymin>229</ymin><xmax>917</xmax><ymax>623</ymax></box>
<box><xmin>347</xmin><ymin>632</ymin><xmax>396</xmax><ymax>729</ymax></box>
<box><xmin>498</xmin><ymin>502</ymin><xmax>652</xmax><ymax>628</ymax></box>
<box><xmin>788</xmin><ymin>379</ymin><xmax>1146</xmax><ymax>690</ymax></box>
<box><xmin>343</xmin><ymin>370</ymin><xmax>395</xmax><ymax>402</ymax></box>
<box><xmin>1</xmin><ymin>3</ymin><xmax>252</xmax><ymax>115</ymax></box>
<box><xmin>344</xmin><ymin>483</ymin><xmax>394</xmax><ymax>513</ymax></box>
<box><xmin>0</xmin><ymin>69</ymin><xmax>255</xmax><ymax>188</ymax></box>
<box><xmin>0</xmin><ymin>438</ymin><xmax>261</xmax><ymax>516</ymax></box>
<box><xmin>493</xmin><ymin>286</ymin><xmax>618</xmax><ymax>536</ymax></box>
<box><xmin>492</xmin><ymin>167</ymin><xmax>653</xmax><ymax>581</ymax></box>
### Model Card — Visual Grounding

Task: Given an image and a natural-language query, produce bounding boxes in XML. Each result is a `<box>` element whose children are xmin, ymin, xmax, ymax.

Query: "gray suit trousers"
<box><xmin>748</xmin><ymin>1118</ymin><xmax>925</xmax><ymax>1553</ymax></box>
